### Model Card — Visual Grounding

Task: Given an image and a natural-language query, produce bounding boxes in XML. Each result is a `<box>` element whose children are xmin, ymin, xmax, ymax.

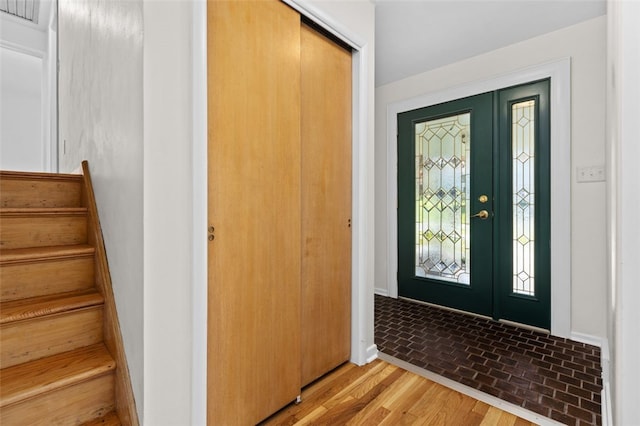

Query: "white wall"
<box><xmin>607</xmin><ymin>1</ymin><xmax>640</xmax><ymax>424</ymax></box>
<box><xmin>375</xmin><ymin>17</ymin><xmax>607</xmax><ymax>338</ymax></box>
<box><xmin>143</xmin><ymin>0</ymin><xmax>193</xmax><ymax>424</ymax></box>
<box><xmin>0</xmin><ymin>48</ymin><xmax>43</xmax><ymax>171</ymax></box>
<box><xmin>57</xmin><ymin>0</ymin><xmax>144</xmax><ymax>417</ymax></box>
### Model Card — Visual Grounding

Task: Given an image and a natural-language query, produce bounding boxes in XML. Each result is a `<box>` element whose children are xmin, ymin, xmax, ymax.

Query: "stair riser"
<box><xmin>0</xmin><ymin>373</ymin><xmax>115</xmax><ymax>425</ymax></box>
<box><xmin>0</xmin><ymin>216</ymin><xmax>87</xmax><ymax>249</ymax></box>
<box><xmin>1</xmin><ymin>307</ymin><xmax>103</xmax><ymax>369</ymax></box>
<box><xmin>1</xmin><ymin>257</ymin><xmax>94</xmax><ymax>302</ymax></box>
<box><xmin>82</xmin><ymin>411</ymin><xmax>121</xmax><ymax>426</ymax></box>
<box><xmin>0</xmin><ymin>177</ymin><xmax>82</xmax><ymax>208</ymax></box>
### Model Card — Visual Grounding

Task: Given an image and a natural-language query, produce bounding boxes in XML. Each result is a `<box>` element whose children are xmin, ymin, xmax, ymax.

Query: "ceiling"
<box><xmin>375</xmin><ymin>0</ymin><xmax>606</xmax><ymax>86</ymax></box>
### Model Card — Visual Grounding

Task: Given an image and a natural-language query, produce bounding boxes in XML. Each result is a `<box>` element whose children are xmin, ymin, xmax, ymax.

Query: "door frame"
<box><xmin>386</xmin><ymin>59</ymin><xmax>571</xmax><ymax>338</ymax></box>
<box><xmin>1</xmin><ymin>0</ymin><xmax>58</xmax><ymax>172</ymax></box>
<box><xmin>192</xmin><ymin>1</ymin><xmax>375</xmax><ymax>424</ymax></box>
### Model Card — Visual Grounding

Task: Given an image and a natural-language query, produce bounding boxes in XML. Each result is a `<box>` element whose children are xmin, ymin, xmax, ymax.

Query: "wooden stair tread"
<box><xmin>81</xmin><ymin>411</ymin><xmax>121</xmax><ymax>426</ymax></box>
<box><xmin>0</xmin><ymin>343</ymin><xmax>115</xmax><ymax>408</ymax></box>
<box><xmin>0</xmin><ymin>207</ymin><xmax>88</xmax><ymax>216</ymax></box>
<box><xmin>0</xmin><ymin>289</ymin><xmax>104</xmax><ymax>324</ymax></box>
<box><xmin>0</xmin><ymin>163</ymin><xmax>138</xmax><ymax>424</ymax></box>
<box><xmin>0</xmin><ymin>244</ymin><xmax>95</xmax><ymax>264</ymax></box>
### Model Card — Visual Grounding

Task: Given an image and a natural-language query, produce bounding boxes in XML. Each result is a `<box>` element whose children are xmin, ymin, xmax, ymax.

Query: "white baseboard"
<box><xmin>570</xmin><ymin>331</ymin><xmax>604</xmax><ymax>348</ymax></box>
<box><xmin>374</xmin><ymin>288</ymin><xmax>389</xmax><ymax>297</ymax></box>
<box><xmin>568</xmin><ymin>333</ymin><xmax>611</xmax><ymax>426</ymax></box>
<box><xmin>365</xmin><ymin>344</ymin><xmax>378</xmax><ymax>364</ymax></box>
<box><xmin>602</xmin><ymin>378</ymin><xmax>612</xmax><ymax>426</ymax></box>
<box><xmin>599</xmin><ymin>338</ymin><xmax>612</xmax><ymax>426</ymax></box>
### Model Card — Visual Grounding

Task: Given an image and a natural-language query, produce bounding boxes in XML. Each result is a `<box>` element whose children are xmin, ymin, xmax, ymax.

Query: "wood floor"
<box><xmin>261</xmin><ymin>359</ymin><xmax>536</xmax><ymax>425</ymax></box>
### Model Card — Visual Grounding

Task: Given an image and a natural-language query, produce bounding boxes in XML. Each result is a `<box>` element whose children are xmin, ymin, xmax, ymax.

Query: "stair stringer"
<box><xmin>80</xmin><ymin>161</ymin><xmax>139</xmax><ymax>426</ymax></box>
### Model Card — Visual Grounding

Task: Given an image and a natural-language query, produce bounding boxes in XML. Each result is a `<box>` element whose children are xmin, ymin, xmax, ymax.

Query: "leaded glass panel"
<box><xmin>512</xmin><ymin>100</ymin><xmax>535</xmax><ymax>296</ymax></box>
<box><xmin>415</xmin><ymin>113</ymin><xmax>470</xmax><ymax>284</ymax></box>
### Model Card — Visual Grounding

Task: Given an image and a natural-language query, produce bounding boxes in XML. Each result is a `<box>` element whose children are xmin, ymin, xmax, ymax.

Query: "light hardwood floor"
<box><xmin>261</xmin><ymin>359</ymin><xmax>536</xmax><ymax>425</ymax></box>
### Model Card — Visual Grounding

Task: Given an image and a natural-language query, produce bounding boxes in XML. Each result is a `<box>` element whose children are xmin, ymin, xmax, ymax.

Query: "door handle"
<box><xmin>471</xmin><ymin>210</ymin><xmax>490</xmax><ymax>219</ymax></box>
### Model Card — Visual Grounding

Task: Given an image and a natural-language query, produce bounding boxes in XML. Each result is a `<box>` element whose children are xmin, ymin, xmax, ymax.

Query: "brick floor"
<box><xmin>375</xmin><ymin>295</ymin><xmax>603</xmax><ymax>425</ymax></box>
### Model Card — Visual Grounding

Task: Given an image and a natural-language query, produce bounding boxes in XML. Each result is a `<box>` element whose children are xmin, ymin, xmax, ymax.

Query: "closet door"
<box><xmin>207</xmin><ymin>1</ymin><xmax>301</xmax><ymax>424</ymax></box>
<box><xmin>300</xmin><ymin>22</ymin><xmax>352</xmax><ymax>386</ymax></box>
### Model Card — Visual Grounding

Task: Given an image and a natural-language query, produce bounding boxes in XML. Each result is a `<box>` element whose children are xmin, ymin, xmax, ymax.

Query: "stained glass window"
<box><xmin>415</xmin><ymin>113</ymin><xmax>471</xmax><ymax>284</ymax></box>
<box><xmin>512</xmin><ymin>100</ymin><xmax>535</xmax><ymax>296</ymax></box>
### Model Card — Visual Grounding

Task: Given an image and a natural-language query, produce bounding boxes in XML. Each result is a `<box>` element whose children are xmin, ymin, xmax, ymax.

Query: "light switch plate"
<box><xmin>577</xmin><ymin>166</ymin><xmax>605</xmax><ymax>183</ymax></box>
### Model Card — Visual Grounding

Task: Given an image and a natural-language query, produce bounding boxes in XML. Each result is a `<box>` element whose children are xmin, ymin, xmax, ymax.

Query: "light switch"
<box><xmin>577</xmin><ymin>166</ymin><xmax>605</xmax><ymax>183</ymax></box>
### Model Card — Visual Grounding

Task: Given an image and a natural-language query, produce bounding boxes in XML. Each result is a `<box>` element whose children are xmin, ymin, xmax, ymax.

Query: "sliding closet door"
<box><xmin>207</xmin><ymin>1</ymin><xmax>301</xmax><ymax>424</ymax></box>
<box><xmin>300</xmin><ymin>23</ymin><xmax>352</xmax><ymax>386</ymax></box>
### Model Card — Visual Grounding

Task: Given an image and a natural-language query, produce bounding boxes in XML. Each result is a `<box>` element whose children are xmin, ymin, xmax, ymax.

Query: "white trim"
<box><xmin>386</xmin><ymin>58</ymin><xmax>572</xmax><ymax>338</ymax></box>
<box><xmin>191</xmin><ymin>1</ymin><xmax>207</xmax><ymax>425</ymax></box>
<box><xmin>568</xmin><ymin>328</ymin><xmax>613</xmax><ymax>425</ymax></box>
<box><xmin>48</xmin><ymin>1</ymin><xmax>58</xmax><ymax>172</ymax></box>
<box><xmin>43</xmin><ymin>1</ymin><xmax>58</xmax><ymax>173</ymax></box>
<box><xmin>378</xmin><ymin>353</ymin><xmax>564</xmax><ymax>426</ymax></box>
<box><xmin>569</xmin><ymin>332</ymin><xmax>604</xmax><ymax>348</ymax></box>
<box><xmin>283</xmin><ymin>0</ymin><xmax>374</xmax><ymax>366</ymax></box>
<box><xmin>0</xmin><ymin>38</ymin><xmax>45</xmax><ymax>58</ymax></box>
<box><xmin>365</xmin><ymin>344</ymin><xmax>379</xmax><ymax>364</ymax></box>
<box><xmin>1</xmin><ymin>0</ymin><xmax>57</xmax><ymax>173</ymax></box>
<box><xmin>374</xmin><ymin>288</ymin><xmax>389</xmax><ymax>297</ymax></box>
<box><xmin>609</xmin><ymin>3</ymin><xmax>640</xmax><ymax>424</ymax></box>
<box><xmin>41</xmin><ymin>52</ymin><xmax>51</xmax><ymax>172</ymax></box>
<box><xmin>600</xmin><ymin>338</ymin><xmax>612</xmax><ymax>426</ymax></box>
<box><xmin>602</xmin><ymin>380</ymin><xmax>612</xmax><ymax>426</ymax></box>
<box><xmin>282</xmin><ymin>0</ymin><xmax>366</xmax><ymax>50</ymax></box>
<box><xmin>571</xmin><ymin>332</ymin><xmax>613</xmax><ymax>426</ymax></box>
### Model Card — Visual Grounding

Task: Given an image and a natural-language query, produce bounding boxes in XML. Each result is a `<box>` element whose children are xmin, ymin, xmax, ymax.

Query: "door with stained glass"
<box><xmin>397</xmin><ymin>80</ymin><xmax>550</xmax><ymax>329</ymax></box>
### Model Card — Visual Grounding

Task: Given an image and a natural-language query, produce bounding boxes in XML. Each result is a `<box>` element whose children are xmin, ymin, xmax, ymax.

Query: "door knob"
<box><xmin>471</xmin><ymin>210</ymin><xmax>490</xmax><ymax>219</ymax></box>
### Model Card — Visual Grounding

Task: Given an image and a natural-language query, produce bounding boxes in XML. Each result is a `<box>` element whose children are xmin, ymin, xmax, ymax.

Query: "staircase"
<box><xmin>0</xmin><ymin>163</ymin><xmax>138</xmax><ymax>425</ymax></box>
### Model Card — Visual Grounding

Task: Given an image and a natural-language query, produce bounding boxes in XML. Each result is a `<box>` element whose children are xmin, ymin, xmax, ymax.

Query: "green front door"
<box><xmin>397</xmin><ymin>80</ymin><xmax>550</xmax><ymax>329</ymax></box>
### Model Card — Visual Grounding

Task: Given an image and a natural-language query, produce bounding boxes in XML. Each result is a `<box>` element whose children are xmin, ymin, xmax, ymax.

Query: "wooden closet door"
<box><xmin>207</xmin><ymin>1</ymin><xmax>301</xmax><ymax>424</ymax></box>
<box><xmin>300</xmin><ymin>23</ymin><xmax>352</xmax><ymax>386</ymax></box>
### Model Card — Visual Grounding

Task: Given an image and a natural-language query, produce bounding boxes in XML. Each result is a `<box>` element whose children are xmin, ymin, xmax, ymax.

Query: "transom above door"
<box><xmin>397</xmin><ymin>80</ymin><xmax>550</xmax><ymax>330</ymax></box>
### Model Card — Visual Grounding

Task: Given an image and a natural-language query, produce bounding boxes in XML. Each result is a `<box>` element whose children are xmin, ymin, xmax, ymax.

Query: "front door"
<box><xmin>397</xmin><ymin>80</ymin><xmax>550</xmax><ymax>329</ymax></box>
